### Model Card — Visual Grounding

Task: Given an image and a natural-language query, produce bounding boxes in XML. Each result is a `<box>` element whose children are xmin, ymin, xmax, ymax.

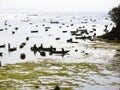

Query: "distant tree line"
<box><xmin>100</xmin><ymin>4</ymin><xmax>120</xmax><ymax>40</ymax></box>
<box><xmin>109</xmin><ymin>5</ymin><xmax>120</xmax><ymax>26</ymax></box>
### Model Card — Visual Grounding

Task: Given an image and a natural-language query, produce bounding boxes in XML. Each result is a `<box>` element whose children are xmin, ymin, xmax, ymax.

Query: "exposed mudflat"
<box><xmin>0</xmin><ymin>41</ymin><xmax>120</xmax><ymax>90</ymax></box>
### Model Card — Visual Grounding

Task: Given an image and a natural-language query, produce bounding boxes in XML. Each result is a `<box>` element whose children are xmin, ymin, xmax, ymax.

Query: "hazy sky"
<box><xmin>0</xmin><ymin>0</ymin><xmax>119</xmax><ymax>12</ymax></box>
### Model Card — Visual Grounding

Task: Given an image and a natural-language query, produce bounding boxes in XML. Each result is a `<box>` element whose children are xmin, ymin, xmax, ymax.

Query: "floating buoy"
<box><xmin>14</xmin><ymin>27</ymin><xmax>18</xmax><ymax>30</ymax></box>
<box><xmin>26</xmin><ymin>37</ymin><xmax>29</xmax><ymax>41</ymax></box>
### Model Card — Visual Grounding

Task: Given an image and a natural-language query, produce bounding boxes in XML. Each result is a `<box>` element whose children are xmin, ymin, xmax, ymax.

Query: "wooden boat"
<box><xmin>8</xmin><ymin>47</ymin><xmax>17</xmax><ymax>52</ymax></box>
<box><xmin>50</xmin><ymin>50</ymin><xmax>69</xmax><ymax>54</ymax></box>
<box><xmin>0</xmin><ymin>52</ymin><xmax>3</xmax><ymax>56</ymax></box>
<box><xmin>37</xmin><ymin>44</ymin><xmax>56</xmax><ymax>52</ymax></box>
<box><xmin>31</xmin><ymin>44</ymin><xmax>51</xmax><ymax>52</ymax></box>
<box><xmin>50</xmin><ymin>48</ymin><xmax>69</xmax><ymax>54</ymax></box>
<box><xmin>39</xmin><ymin>47</ymin><xmax>55</xmax><ymax>52</ymax></box>
<box><xmin>70</xmin><ymin>30</ymin><xmax>78</xmax><ymax>35</ymax></box>
<box><xmin>31</xmin><ymin>44</ymin><xmax>69</xmax><ymax>56</ymax></box>
<box><xmin>31</xmin><ymin>44</ymin><xmax>38</xmax><ymax>51</ymax></box>
<box><xmin>0</xmin><ymin>29</ymin><xmax>3</xmax><ymax>31</ymax></box>
<box><xmin>8</xmin><ymin>43</ymin><xmax>17</xmax><ymax>52</ymax></box>
<box><xmin>62</xmin><ymin>31</ymin><xmax>67</xmax><ymax>33</ymax></box>
<box><xmin>31</xmin><ymin>30</ymin><xmax>38</xmax><ymax>33</ymax></box>
<box><xmin>50</xmin><ymin>20</ymin><xmax>59</xmax><ymax>24</ymax></box>
<box><xmin>45</xmin><ymin>27</ymin><xmax>50</xmax><ymax>29</ymax></box>
<box><xmin>55</xmin><ymin>37</ymin><xmax>60</xmax><ymax>40</ymax></box>
<box><xmin>75</xmin><ymin>36</ymin><xmax>92</xmax><ymax>39</ymax></box>
<box><xmin>0</xmin><ymin>44</ymin><xmax>5</xmax><ymax>48</ymax></box>
<box><xmin>30</xmin><ymin>45</ymin><xmax>38</xmax><ymax>55</ymax></box>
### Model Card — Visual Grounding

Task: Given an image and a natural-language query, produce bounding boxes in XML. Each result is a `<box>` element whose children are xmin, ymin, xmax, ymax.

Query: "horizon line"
<box><xmin>0</xmin><ymin>9</ymin><xmax>108</xmax><ymax>13</ymax></box>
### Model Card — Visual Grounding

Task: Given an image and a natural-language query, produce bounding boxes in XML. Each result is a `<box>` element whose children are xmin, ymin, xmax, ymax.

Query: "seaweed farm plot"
<box><xmin>0</xmin><ymin>13</ymin><xmax>120</xmax><ymax>90</ymax></box>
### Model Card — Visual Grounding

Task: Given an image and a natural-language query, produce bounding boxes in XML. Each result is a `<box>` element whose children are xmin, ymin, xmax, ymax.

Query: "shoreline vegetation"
<box><xmin>98</xmin><ymin>25</ymin><xmax>120</xmax><ymax>41</ymax></box>
<box><xmin>99</xmin><ymin>4</ymin><xmax>120</xmax><ymax>41</ymax></box>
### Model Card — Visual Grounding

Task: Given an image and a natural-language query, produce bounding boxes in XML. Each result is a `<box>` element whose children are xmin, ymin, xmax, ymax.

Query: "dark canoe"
<box><xmin>0</xmin><ymin>29</ymin><xmax>3</xmax><ymax>31</ymax></box>
<box><xmin>37</xmin><ymin>46</ymin><xmax>56</xmax><ymax>52</ymax></box>
<box><xmin>50</xmin><ymin>50</ymin><xmax>69</xmax><ymax>54</ymax></box>
<box><xmin>0</xmin><ymin>44</ymin><xmax>5</xmax><ymax>48</ymax></box>
<box><xmin>31</xmin><ymin>30</ymin><xmax>38</xmax><ymax>33</ymax></box>
<box><xmin>0</xmin><ymin>52</ymin><xmax>3</xmax><ymax>56</ymax></box>
<box><xmin>38</xmin><ymin>47</ymin><xmax>50</xmax><ymax>51</ymax></box>
<box><xmin>31</xmin><ymin>47</ymin><xmax>39</xmax><ymax>51</ymax></box>
<box><xmin>41</xmin><ymin>47</ymin><xmax>54</xmax><ymax>51</ymax></box>
<box><xmin>31</xmin><ymin>46</ymin><xmax>55</xmax><ymax>52</ymax></box>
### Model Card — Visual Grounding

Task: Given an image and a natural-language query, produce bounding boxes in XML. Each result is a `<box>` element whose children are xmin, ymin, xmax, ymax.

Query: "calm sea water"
<box><xmin>0</xmin><ymin>12</ymin><xmax>114</xmax><ymax>65</ymax></box>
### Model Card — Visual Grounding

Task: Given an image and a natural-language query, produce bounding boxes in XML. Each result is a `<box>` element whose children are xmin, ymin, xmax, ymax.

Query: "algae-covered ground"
<box><xmin>0</xmin><ymin>40</ymin><xmax>120</xmax><ymax>90</ymax></box>
<box><xmin>0</xmin><ymin>57</ymin><xmax>120</xmax><ymax>90</ymax></box>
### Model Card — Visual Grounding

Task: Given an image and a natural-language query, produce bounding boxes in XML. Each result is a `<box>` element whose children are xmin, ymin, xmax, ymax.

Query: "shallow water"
<box><xmin>0</xmin><ymin>12</ymin><xmax>114</xmax><ymax>65</ymax></box>
<box><xmin>0</xmin><ymin>12</ymin><xmax>120</xmax><ymax>90</ymax></box>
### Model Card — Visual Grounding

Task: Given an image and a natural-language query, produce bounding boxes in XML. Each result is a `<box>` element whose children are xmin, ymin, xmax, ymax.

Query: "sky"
<box><xmin>0</xmin><ymin>0</ymin><xmax>119</xmax><ymax>12</ymax></box>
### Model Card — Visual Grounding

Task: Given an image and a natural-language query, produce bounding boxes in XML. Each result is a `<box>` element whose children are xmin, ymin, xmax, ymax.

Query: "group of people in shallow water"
<box><xmin>31</xmin><ymin>43</ymin><xmax>69</xmax><ymax>57</ymax></box>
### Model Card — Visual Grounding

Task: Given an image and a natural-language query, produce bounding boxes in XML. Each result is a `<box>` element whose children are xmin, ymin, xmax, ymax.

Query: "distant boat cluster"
<box><xmin>0</xmin><ymin>13</ymin><xmax>114</xmax><ymax>65</ymax></box>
